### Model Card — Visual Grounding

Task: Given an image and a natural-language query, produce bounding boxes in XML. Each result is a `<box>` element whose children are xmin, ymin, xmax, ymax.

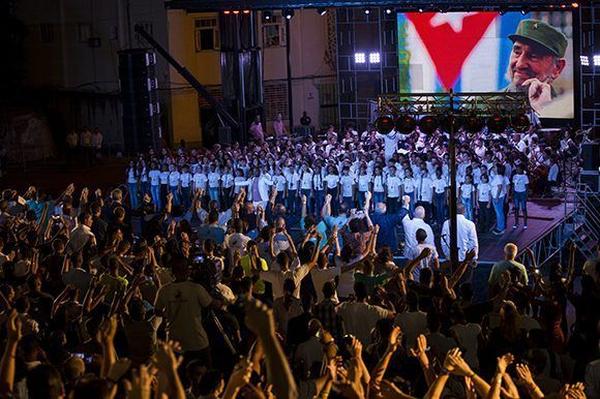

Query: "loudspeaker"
<box><xmin>581</xmin><ymin>143</ymin><xmax>599</xmax><ymax>172</ymax></box>
<box><xmin>119</xmin><ymin>49</ymin><xmax>162</xmax><ymax>153</ymax></box>
<box><xmin>580</xmin><ymin>171</ymin><xmax>600</xmax><ymax>192</ymax></box>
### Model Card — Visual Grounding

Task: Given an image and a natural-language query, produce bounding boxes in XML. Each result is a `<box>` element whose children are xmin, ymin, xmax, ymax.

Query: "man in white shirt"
<box><xmin>67</xmin><ymin>213</ymin><xmax>96</xmax><ymax>254</ymax></box>
<box><xmin>441</xmin><ymin>203</ymin><xmax>479</xmax><ymax>262</ymax></box>
<box><xmin>511</xmin><ymin>164</ymin><xmax>530</xmax><ymax>229</ymax></box>
<box><xmin>402</xmin><ymin>200</ymin><xmax>435</xmax><ymax>257</ymax></box>
<box><xmin>416</xmin><ymin>168</ymin><xmax>433</xmax><ymax>223</ymax></box>
<box><xmin>337</xmin><ymin>281</ymin><xmax>394</xmax><ymax>345</ymax></box>
<box><xmin>376</xmin><ymin>130</ymin><xmax>403</xmax><ymax>161</ymax></box>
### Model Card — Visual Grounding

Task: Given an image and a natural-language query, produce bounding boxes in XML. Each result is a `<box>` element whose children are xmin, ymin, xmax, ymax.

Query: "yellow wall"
<box><xmin>167</xmin><ymin>9</ymin><xmax>334</xmax><ymax>143</ymax></box>
<box><xmin>167</xmin><ymin>10</ymin><xmax>222</xmax><ymax>145</ymax></box>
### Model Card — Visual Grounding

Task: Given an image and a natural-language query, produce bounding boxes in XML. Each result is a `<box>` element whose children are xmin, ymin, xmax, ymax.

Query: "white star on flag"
<box><xmin>430</xmin><ymin>12</ymin><xmax>477</xmax><ymax>33</ymax></box>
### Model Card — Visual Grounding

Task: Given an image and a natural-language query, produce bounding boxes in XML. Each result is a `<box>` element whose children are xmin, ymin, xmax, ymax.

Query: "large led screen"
<box><xmin>397</xmin><ymin>11</ymin><xmax>574</xmax><ymax>118</ymax></box>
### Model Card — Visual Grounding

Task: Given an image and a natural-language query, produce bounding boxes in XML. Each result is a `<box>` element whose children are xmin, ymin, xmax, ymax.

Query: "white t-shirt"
<box><xmin>221</xmin><ymin>173</ymin><xmax>234</xmax><ymax>188</ymax></box>
<box><xmin>340</xmin><ymin>175</ymin><xmax>355</xmax><ymax>197</ymax></box>
<box><xmin>373</xmin><ymin>175</ymin><xmax>385</xmax><ymax>192</ymax></box>
<box><xmin>512</xmin><ymin>174</ymin><xmax>529</xmax><ymax>193</ymax></box>
<box><xmin>386</xmin><ymin>176</ymin><xmax>402</xmax><ymax>198</ymax></box>
<box><xmin>159</xmin><ymin>171</ymin><xmax>170</xmax><ymax>185</ymax></box>
<box><xmin>432</xmin><ymin>178</ymin><xmax>447</xmax><ymax>194</ymax></box>
<box><xmin>418</xmin><ymin>176</ymin><xmax>433</xmax><ymax>202</ymax></box>
<box><xmin>490</xmin><ymin>175</ymin><xmax>508</xmax><ymax>199</ymax></box>
<box><xmin>403</xmin><ymin>177</ymin><xmax>416</xmax><ymax>193</ymax></box>
<box><xmin>338</xmin><ymin>302</ymin><xmax>392</xmax><ymax>345</ymax></box>
<box><xmin>461</xmin><ymin>183</ymin><xmax>474</xmax><ymax>199</ymax></box>
<box><xmin>180</xmin><ymin>172</ymin><xmax>192</xmax><ymax>188</ymax></box>
<box><xmin>300</xmin><ymin>171</ymin><xmax>313</xmax><ymax>190</ymax></box>
<box><xmin>168</xmin><ymin>171</ymin><xmax>180</xmax><ymax>187</ymax></box>
<box><xmin>477</xmin><ymin>183</ymin><xmax>491</xmax><ymax>202</ymax></box>
<box><xmin>148</xmin><ymin>170</ymin><xmax>161</xmax><ymax>186</ymax></box>
<box><xmin>357</xmin><ymin>174</ymin><xmax>371</xmax><ymax>192</ymax></box>
<box><xmin>324</xmin><ymin>174</ymin><xmax>340</xmax><ymax>190</ymax></box>
<box><xmin>313</xmin><ymin>173</ymin><xmax>324</xmax><ymax>191</ymax></box>
<box><xmin>193</xmin><ymin>173</ymin><xmax>208</xmax><ymax>190</ymax></box>
<box><xmin>208</xmin><ymin>172</ymin><xmax>221</xmax><ymax>188</ymax></box>
<box><xmin>286</xmin><ymin>171</ymin><xmax>300</xmax><ymax>190</ymax></box>
<box><xmin>274</xmin><ymin>175</ymin><xmax>287</xmax><ymax>191</ymax></box>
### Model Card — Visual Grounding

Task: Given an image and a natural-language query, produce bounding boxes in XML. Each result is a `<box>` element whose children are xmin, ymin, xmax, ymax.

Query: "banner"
<box><xmin>397</xmin><ymin>11</ymin><xmax>574</xmax><ymax>118</ymax></box>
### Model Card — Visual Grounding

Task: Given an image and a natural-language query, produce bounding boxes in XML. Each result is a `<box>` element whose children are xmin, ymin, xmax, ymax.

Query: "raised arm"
<box><xmin>0</xmin><ymin>311</ymin><xmax>22</xmax><ymax>396</ymax></box>
<box><xmin>245</xmin><ymin>300</ymin><xmax>298</xmax><ymax>399</ymax></box>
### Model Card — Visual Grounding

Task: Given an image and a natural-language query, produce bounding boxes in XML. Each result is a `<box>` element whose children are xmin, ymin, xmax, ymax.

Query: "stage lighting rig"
<box><xmin>363</xmin><ymin>8</ymin><xmax>370</xmax><ymax>15</ymax></box>
<box><xmin>385</xmin><ymin>7</ymin><xmax>393</xmax><ymax>15</ymax></box>
<box><xmin>283</xmin><ymin>8</ymin><xmax>294</xmax><ymax>19</ymax></box>
<box><xmin>262</xmin><ymin>10</ymin><xmax>272</xmax><ymax>21</ymax></box>
<box><xmin>317</xmin><ymin>7</ymin><xmax>327</xmax><ymax>15</ymax></box>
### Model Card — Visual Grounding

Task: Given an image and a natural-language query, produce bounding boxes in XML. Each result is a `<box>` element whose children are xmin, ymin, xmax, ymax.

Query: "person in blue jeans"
<box><xmin>491</xmin><ymin>164</ymin><xmax>507</xmax><ymax>234</ymax></box>
<box><xmin>126</xmin><ymin>161</ymin><xmax>139</xmax><ymax>209</ymax></box>
<box><xmin>511</xmin><ymin>164</ymin><xmax>530</xmax><ymax>229</ymax></box>
<box><xmin>460</xmin><ymin>175</ymin><xmax>475</xmax><ymax>221</ymax></box>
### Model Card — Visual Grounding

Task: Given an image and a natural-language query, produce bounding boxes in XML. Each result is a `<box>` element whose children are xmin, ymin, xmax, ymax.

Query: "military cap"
<box><xmin>508</xmin><ymin>19</ymin><xmax>568</xmax><ymax>58</ymax></box>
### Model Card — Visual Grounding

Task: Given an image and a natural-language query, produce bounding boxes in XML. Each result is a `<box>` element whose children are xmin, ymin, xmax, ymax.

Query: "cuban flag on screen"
<box><xmin>397</xmin><ymin>12</ymin><xmax>528</xmax><ymax>93</ymax></box>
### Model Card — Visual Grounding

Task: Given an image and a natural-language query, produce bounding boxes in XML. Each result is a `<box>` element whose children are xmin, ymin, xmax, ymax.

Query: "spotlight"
<box><xmin>223</xmin><ymin>10</ymin><xmax>231</xmax><ymax>14</ymax></box>
<box><xmin>571</xmin><ymin>2</ymin><xmax>579</xmax><ymax>7</ymax></box>
<box><xmin>498</xmin><ymin>7</ymin><xmax>507</xmax><ymax>15</ymax></box>
<box><xmin>233</xmin><ymin>10</ymin><xmax>240</xmax><ymax>14</ymax></box>
<box><xmin>418</xmin><ymin>7</ymin><xmax>424</xmax><ymax>13</ymax></box>
<box><xmin>369</xmin><ymin>52</ymin><xmax>381</xmax><ymax>63</ymax></box>
<box><xmin>580</xmin><ymin>55</ymin><xmax>589</xmax><ymax>66</ymax></box>
<box><xmin>385</xmin><ymin>8</ymin><xmax>393</xmax><ymax>15</ymax></box>
<box><xmin>354</xmin><ymin>52</ymin><xmax>366</xmax><ymax>64</ymax></box>
<box><xmin>262</xmin><ymin>10</ymin><xmax>272</xmax><ymax>21</ymax></box>
<box><xmin>283</xmin><ymin>8</ymin><xmax>294</xmax><ymax>20</ymax></box>
<box><xmin>363</xmin><ymin>8</ymin><xmax>370</xmax><ymax>15</ymax></box>
<box><xmin>242</xmin><ymin>10</ymin><xmax>250</xmax><ymax>14</ymax></box>
<box><xmin>376</xmin><ymin>115</ymin><xmax>395</xmax><ymax>134</ymax></box>
<box><xmin>520</xmin><ymin>7</ymin><xmax>528</xmax><ymax>15</ymax></box>
<box><xmin>594</xmin><ymin>54</ymin><xmax>600</xmax><ymax>66</ymax></box>
<box><xmin>317</xmin><ymin>7</ymin><xmax>327</xmax><ymax>16</ymax></box>
<box><xmin>560</xmin><ymin>3</ymin><xmax>567</xmax><ymax>8</ymax></box>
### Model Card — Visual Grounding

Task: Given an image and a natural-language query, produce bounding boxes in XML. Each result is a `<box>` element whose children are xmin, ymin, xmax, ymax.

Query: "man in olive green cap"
<box><xmin>504</xmin><ymin>19</ymin><xmax>568</xmax><ymax>113</ymax></box>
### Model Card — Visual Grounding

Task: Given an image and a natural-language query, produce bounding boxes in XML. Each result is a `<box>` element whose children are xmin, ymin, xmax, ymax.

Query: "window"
<box><xmin>262</xmin><ymin>15</ymin><xmax>285</xmax><ymax>47</ymax></box>
<box><xmin>195</xmin><ymin>18</ymin><xmax>219</xmax><ymax>51</ymax></box>
<box><xmin>40</xmin><ymin>23</ymin><xmax>54</xmax><ymax>43</ymax></box>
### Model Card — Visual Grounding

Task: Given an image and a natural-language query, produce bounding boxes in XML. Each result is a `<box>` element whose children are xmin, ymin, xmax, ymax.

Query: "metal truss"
<box><xmin>166</xmin><ymin>0</ymin><xmax>574</xmax><ymax>12</ymax></box>
<box><xmin>376</xmin><ymin>92</ymin><xmax>530</xmax><ymax>117</ymax></box>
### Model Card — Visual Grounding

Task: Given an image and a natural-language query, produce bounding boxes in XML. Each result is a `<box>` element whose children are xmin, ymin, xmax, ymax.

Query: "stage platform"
<box><xmin>475</xmin><ymin>197</ymin><xmax>574</xmax><ymax>262</ymax></box>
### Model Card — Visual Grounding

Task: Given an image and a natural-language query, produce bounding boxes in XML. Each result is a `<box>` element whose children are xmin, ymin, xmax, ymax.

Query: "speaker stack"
<box><xmin>119</xmin><ymin>49</ymin><xmax>162</xmax><ymax>153</ymax></box>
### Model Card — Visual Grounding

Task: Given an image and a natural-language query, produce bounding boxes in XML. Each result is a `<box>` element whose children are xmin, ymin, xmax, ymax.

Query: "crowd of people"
<box><xmin>0</xmin><ymin>121</ymin><xmax>597</xmax><ymax>399</ymax></box>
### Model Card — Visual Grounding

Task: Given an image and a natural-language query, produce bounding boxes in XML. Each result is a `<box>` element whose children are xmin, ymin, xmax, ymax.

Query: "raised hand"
<box><xmin>445</xmin><ymin>348</ymin><xmax>474</xmax><ymax>377</ymax></box>
<box><xmin>127</xmin><ymin>364</ymin><xmax>156</xmax><ymax>399</ymax></box>
<box><xmin>497</xmin><ymin>353</ymin><xmax>514</xmax><ymax>374</ymax></box>
<box><xmin>98</xmin><ymin>314</ymin><xmax>118</xmax><ymax>344</ymax></box>
<box><xmin>155</xmin><ymin>340</ymin><xmax>182</xmax><ymax>372</ymax></box>
<box><xmin>325</xmin><ymin>194</ymin><xmax>332</xmax><ymax>203</ymax></box>
<box><xmin>245</xmin><ymin>299</ymin><xmax>276</xmax><ymax>339</ymax></box>
<box><xmin>388</xmin><ymin>326</ymin><xmax>402</xmax><ymax>350</ymax></box>
<box><xmin>515</xmin><ymin>363</ymin><xmax>535</xmax><ymax>386</ymax></box>
<box><xmin>227</xmin><ymin>358</ymin><xmax>253</xmax><ymax>388</ymax></box>
<box><xmin>6</xmin><ymin>309</ymin><xmax>22</xmax><ymax>343</ymax></box>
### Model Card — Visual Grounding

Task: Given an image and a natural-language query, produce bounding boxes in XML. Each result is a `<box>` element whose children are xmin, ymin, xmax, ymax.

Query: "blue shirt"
<box><xmin>370</xmin><ymin>207</ymin><xmax>410</xmax><ymax>251</ymax></box>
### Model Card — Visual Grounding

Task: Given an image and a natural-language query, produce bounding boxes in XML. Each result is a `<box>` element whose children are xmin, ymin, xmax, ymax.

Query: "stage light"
<box><xmin>263</xmin><ymin>10</ymin><xmax>272</xmax><ymax>21</ymax></box>
<box><xmin>396</xmin><ymin>115</ymin><xmax>417</xmax><ymax>134</ymax></box>
<box><xmin>594</xmin><ymin>55</ymin><xmax>600</xmax><ymax>66</ymax></box>
<box><xmin>223</xmin><ymin>10</ymin><xmax>231</xmax><ymax>14</ymax></box>
<box><xmin>283</xmin><ymin>9</ymin><xmax>294</xmax><ymax>20</ymax></box>
<box><xmin>233</xmin><ymin>10</ymin><xmax>240</xmax><ymax>14</ymax></box>
<box><xmin>498</xmin><ymin>7</ymin><xmax>507</xmax><ymax>15</ymax></box>
<box><xmin>418</xmin><ymin>7</ymin><xmax>424</xmax><ymax>13</ymax></box>
<box><xmin>376</xmin><ymin>115</ymin><xmax>395</xmax><ymax>134</ymax></box>
<box><xmin>520</xmin><ymin>7</ymin><xmax>529</xmax><ymax>15</ymax></box>
<box><xmin>560</xmin><ymin>3</ymin><xmax>567</xmax><ymax>8</ymax></box>
<box><xmin>242</xmin><ymin>10</ymin><xmax>250</xmax><ymax>14</ymax></box>
<box><xmin>369</xmin><ymin>52</ymin><xmax>381</xmax><ymax>63</ymax></box>
<box><xmin>363</xmin><ymin>8</ymin><xmax>370</xmax><ymax>15</ymax></box>
<box><xmin>354</xmin><ymin>52</ymin><xmax>366</xmax><ymax>64</ymax></box>
<box><xmin>580</xmin><ymin>55</ymin><xmax>589</xmax><ymax>66</ymax></box>
<box><xmin>571</xmin><ymin>2</ymin><xmax>579</xmax><ymax>7</ymax></box>
<box><xmin>385</xmin><ymin>8</ymin><xmax>393</xmax><ymax>15</ymax></box>
<box><xmin>317</xmin><ymin>7</ymin><xmax>327</xmax><ymax>16</ymax></box>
